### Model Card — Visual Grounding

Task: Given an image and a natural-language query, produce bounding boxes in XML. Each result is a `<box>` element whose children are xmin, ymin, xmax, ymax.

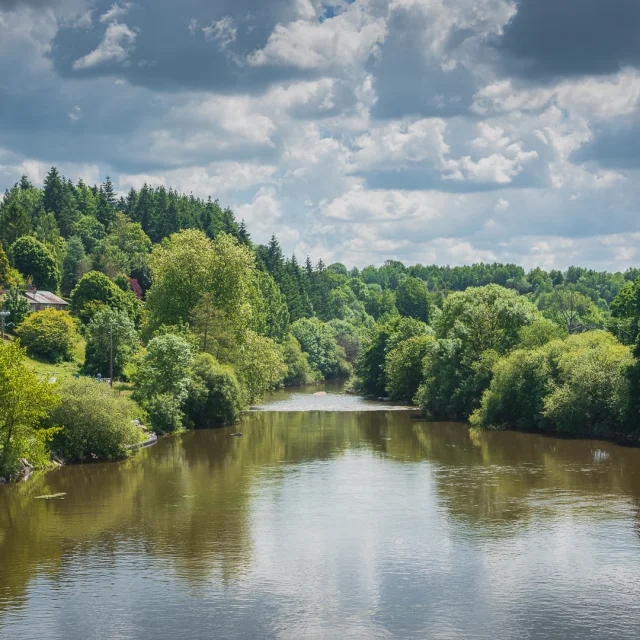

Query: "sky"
<box><xmin>1</xmin><ymin>0</ymin><xmax>639</xmax><ymax>271</ymax></box>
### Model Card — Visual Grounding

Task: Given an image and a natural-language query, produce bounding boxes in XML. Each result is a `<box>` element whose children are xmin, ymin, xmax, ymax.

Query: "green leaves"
<box><xmin>16</xmin><ymin>309</ymin><xmax>78</xmax><ymax>363</ymax></box>
<box><xmin>0</xmin><ymin>341</ymin><xmax>61</xmax><ymax>476</ymax></box>
<box><xmin>10</xmin><ymin>236</ymin><xmax>61</xmax><ymax>292</ymax></box>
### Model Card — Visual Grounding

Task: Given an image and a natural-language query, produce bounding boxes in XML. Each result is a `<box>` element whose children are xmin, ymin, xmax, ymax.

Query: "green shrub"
<box><xmin>356</xmin><ymin>316</ymin><xmax>430</xmax><ymax>397</ymax></box>
<box><xmin>50</xmin><ymin>378</ymin><xmax>142</xmax><ymax>461</ymax></box>
<box><xmin>16</xmin><ymin>309</ymin><xmax>78</xmax><ymax>362</ymax></box>
<box><xmin>184</xmin><ymin>353</ymin><xmax>242</xmax><ymax>427</ymax></box>
<box><xmin>132</xmin><ymin>333</ymin><xmax>193</xmax><ymax>434</ymax></box>
<box><xmin>0</xmin><ymin>341</ymin><xmax>61</xmax><ymax>477</ymax></box>
<box><xmin>279</xmin><ymin>333</ymin><xmax>320</xmax><ymax>386</ymax></box>
<box><xmin>145</xmin><ymin>393</ymin><xmax>184</xmax><ymax>434</ymax></box>
<box><xmin>472</xmin><ymin>331</ymin><xmax>634</xmax><ymax>437</ymax></box>
<box><xmin>291</xmin><ymin>318</ymin><xmax>344</xmax><ymax>379</ymax></box>
<box><xmin>385</xmin><ymin>335</ymin><xmax>435</xmax><ymax>402</ymax></box>
<box><xmin>543</xmin><ymin>334</ymin><xmax>633</xmax><ymax>435</ymax></box>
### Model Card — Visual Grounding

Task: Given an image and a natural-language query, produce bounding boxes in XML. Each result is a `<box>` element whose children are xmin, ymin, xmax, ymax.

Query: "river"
<box><xmin>1</xmin><ymin>382</ymin><xmax>640</xmax><ymax>639</ymax></box>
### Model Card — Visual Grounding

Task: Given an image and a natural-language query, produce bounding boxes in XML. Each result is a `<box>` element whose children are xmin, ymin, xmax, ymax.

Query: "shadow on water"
<box><xmin>1</xmin><ymin>382</ymin><xmax>640</xmax><ymax>638</ymax></box>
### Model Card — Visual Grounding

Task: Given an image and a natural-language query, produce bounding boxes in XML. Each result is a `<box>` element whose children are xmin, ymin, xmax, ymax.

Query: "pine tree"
<box><xmin>237</xmin><ymin>220</ymin><xmax>251</xmax><ymax>246</ymax></box>
<box><xmin>102</xmin><ymin>176</ymin><xmax>117</xmax><ymax>208</ymax></box>
<box><xmin>222</xmin><ymin>207</ymin><xmax>239</xmax><ymax>238</ymax></box>
<box><xmin>0</xmin><ymin>200</ymin><xmax>31</xmax><ymax>248</ymax></box>
<box><xmin>96</xmin><ymin>187</ymin><xmax>115</xmax><ymax>227</ymax></box>
<box><xmin>265</xmin><ymin>235</ymin><xmax>285</xmax><ymax>279</ymax></box>
<box><xmin>61</xmin><ymin>236</ymin><xmax>87</xmax><ymax>294</ymax></box>
<box><xmin>123</xmin><ymin>188</ymin><xmax>138</xmax><ymax>217</ymax></box>
<box><xmin>133</xmin><ymin>184</ymin><xmax>154</xmax><ymax>235</ymax></box>
<box><xmin>43</xmin><ymin>167</ymin><xmax>64</xmax><ymax>218</ymax></box>
<box><xmin>58</xmin><ymin>179</ymin><xmax>80</xmax><ymax>238</ymax></box>
<box><xmin>19</xmin><ymin>175</ymin><xmax>33</xmax><ymax>191</ymax></box>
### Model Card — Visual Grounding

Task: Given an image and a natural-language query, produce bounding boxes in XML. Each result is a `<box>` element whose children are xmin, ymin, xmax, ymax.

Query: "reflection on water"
<box><xmin>1</xmin><ymin>385</ymin><xmax>640</xmax><ymax>639</ymax></box>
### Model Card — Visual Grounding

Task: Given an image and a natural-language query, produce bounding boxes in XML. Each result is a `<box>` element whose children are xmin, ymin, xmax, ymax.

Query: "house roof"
<box><xmin>24</xmin><ymin>290</ymin><xmax>69</xmax><ymax>306</ymax></box>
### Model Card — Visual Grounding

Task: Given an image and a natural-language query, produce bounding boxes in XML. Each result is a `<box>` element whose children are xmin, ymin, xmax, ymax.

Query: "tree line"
<box><xmin>1</xmin><ymin>167</ymin><xmax>639</xmax><ymax>478</ymax></box>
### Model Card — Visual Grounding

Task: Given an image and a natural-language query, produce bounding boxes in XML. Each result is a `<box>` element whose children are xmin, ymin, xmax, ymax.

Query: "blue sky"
<box><xmin>1</xmin><ymin>0</ymin><xmax>639</xmax><ymax>270</ymax></box>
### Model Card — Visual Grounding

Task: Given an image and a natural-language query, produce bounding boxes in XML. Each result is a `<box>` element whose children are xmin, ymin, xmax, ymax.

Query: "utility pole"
<box><xmin>109</xmin><ymin>324</ymin><xmax>114</xmax><ymax>387</ymax></box>
<box><xmin>0</xmin><ymin>311</ymin><xmax>9</xmax><ymax>342</ymax></box>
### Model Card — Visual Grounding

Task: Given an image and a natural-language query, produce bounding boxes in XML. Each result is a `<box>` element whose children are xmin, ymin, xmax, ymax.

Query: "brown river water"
<box><xmin>1</xmin><ymin>381</ymin><xmax>640</xmax><ymax>639</ymax></box>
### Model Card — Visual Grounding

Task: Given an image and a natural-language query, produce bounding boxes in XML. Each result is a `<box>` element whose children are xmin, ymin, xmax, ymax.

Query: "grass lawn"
<box><xmin>2</xmin><ymin>333</ymin><xmax>85</xmax><ymax>382</ymax></box>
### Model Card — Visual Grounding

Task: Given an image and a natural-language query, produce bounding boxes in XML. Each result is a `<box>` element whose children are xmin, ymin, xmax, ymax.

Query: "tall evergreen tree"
<box><xmin>122</xmin><ymin>188</ymin><xmax>138</xmax><ymax>217</ymax></box>
<box><xmin>0</xmin><ymin>200</ymin><xmax>31</xmax><ymax>248</ymax></box>
<box><xmin>61</xmin><ymin>236</ymin><xmax>87</xmax><ymax>294</ymax></box>
<box><xmin>237</xmin><ymin>220</ymin><xmax>251</xmax><ymax>246</ymax></box>
<box><xmin>133</xmin><ymin>184</ymin><xmax>154</xmax><ymax>235</ymax></box>
<box><xmin>19</xmin><ymin>175</ymin><xmax>33</xmax><ymax>191</ymax></box>
<box><xmin>43</xmin><ymin>167</ymin><xmax>64</xmax><ymax>218</ymax></box>
<box><xmin>265</xmin><ymin>235</ymin><xmax>285</xmax><ymax>278</ymax></box>
<box><xmin>96</xmin><ymin>187</ymin><xmax>115</xmax><ymax>227</ymax></box>
<box><xmin>102</xmin><ymin>176</ymin><xmax>117</xmax><ymax>208</ymax></box>
<box><xmin>58</xmin><ymin>179</ymin><xmax>80</xmax><ymax>237</ymax></box>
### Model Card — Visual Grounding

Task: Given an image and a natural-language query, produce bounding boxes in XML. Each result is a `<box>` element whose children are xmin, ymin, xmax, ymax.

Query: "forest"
<box><xmin>1</xmin><ymin>168</ymin><xmax>640</xmax><ymax>478</ymax></box>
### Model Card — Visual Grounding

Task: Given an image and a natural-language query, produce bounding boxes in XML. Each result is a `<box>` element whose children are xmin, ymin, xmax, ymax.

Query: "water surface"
<box><xmin>1</xmin><ymin>383</ymin><xmax>640</xmax><ymax>639</ymax></box>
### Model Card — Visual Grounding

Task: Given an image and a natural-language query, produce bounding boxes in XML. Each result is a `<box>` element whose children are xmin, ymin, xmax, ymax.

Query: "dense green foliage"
<box><xmin>132</xmin><ymin>334</ymin><xmax>193</xmax><ymax>434</ymax></box>
<box><xmin>10</xmin><ymin>236</ymin><xmax>60</xmax><ymax>291</ymax></box>
<box><xmin>1</xmin><ymin>286</ymin><xmax>30</xmax><ymax>328</ymax></box>
<box><xmin>84</xmin><ymin>308</ymin><xmax>139</xmax><ymax>378</ymax></box>
<box><xmin>279</xmin><ymin>334</ymin><xmax>320</xmax><ymax>386</ymax></box>
<box><xmin>0</xmin><ymin>242</ymin><xmax>13</xmax><ymax>288</ymax></box>
<box><xmin>471</xmin><ymin>332</ymin><xmax>634</xmax><ymax>437</ymax></box>
<box><xmin>184</xmin><ymin>353</ymin><xmax>242</xmax><ymax>427</ymax></box>
<box><xmin>50</xmin><ymin>378</ymin><xmax>142</xmax><ymax>462</ymax></box>
<box><xmin>385</xmin><ymin>335</ymin><xmax>435</xmax><ymax>402</ymax></box>
<box><xmin>1</xmin><ymin>165</ymin><xmax>640</xmax><ymax>478</ymax></box>
<box><xmin>15</xmin><ymin>309</ymin><xmax>78</xmax><ymax>362</ymax></box>
<box><xmin>290</xmin><ymin>318</ymin><xmax>350</xmax><ymax>379</ymax></box>
<box><xmin>71</xmin><ymin>270</ymin><xmax>138</xmax><ymax>324</ymax></box>
<box><xmin>0</xmin><ymin>341</ymin><xmax>60</xmax><ymax>477</ymax></box>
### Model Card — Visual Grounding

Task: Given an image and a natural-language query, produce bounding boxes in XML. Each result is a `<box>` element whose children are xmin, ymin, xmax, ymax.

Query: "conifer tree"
<box><xmin>0</xmin><ymin>200</ymin><xmax>31</xmax><ymax>248</ymax></box>
<box><xmin>43</xmin><ymin>167</ymin><xmax>64</xmax><ymax>218</ymax></box>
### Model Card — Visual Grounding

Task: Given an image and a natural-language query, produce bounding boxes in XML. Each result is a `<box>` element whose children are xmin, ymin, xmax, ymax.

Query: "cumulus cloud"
<box><xmin>72</xmin><ymin>21</ymin><xmax>137</xmax><ymax>69</ymax></box>
<box><xmin>99</xmin><ymin>2</ymin><xmax>132</xmax><ymax>24</ymax></box>
<box><xmin>2</xmin><ymin>0</ymin><xmax>640</xmax><ymax>270</ymax></box>
<box><xmin>248</xmin><ymin>2</ymin><xmax>387</xmax><ymax>69</ymax></box>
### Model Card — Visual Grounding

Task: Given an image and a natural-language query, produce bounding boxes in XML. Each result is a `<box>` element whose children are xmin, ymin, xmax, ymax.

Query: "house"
<box><xmin>23</xmin><ymin>289</ymin><xmax>69</xmax><ymax>312</ymax></box>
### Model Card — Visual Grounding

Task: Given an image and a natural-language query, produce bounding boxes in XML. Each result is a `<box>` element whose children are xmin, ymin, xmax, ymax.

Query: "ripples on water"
<box><xmin>1</xmin><ymin>382</ymin><xmax>640</xmax><ymax>639</ymax></box>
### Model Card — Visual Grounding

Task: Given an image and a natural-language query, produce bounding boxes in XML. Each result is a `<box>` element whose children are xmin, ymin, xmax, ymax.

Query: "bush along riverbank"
<box><xmin>3</xmin><ymin>168</ymin><xmax>640</xmax><ymax>478</ymax></box>
<box><xmin>351</xmin><ymin>285</ymin><xmax>640</xmax><ymax>442</ymax></box>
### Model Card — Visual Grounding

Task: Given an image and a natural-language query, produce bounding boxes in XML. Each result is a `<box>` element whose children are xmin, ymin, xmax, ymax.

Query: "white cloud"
<box><xmin>118</xmin><ymin>162</ymin><xmax>277</xmax><ymax>195</ymax></box>
<box><xmin>73</xmin><ymin>21</ymin><xmax>137</xmax><ymax>70</ymax></box>
<box><xmin>322</xmin><ymin>187</ymin><xmax>445</xmax><ymax>222</ymax></box>
<box><xmin>202</xmin><ymin>16</ymin><xmax>237</xmax><ymax>55</ymax></box>
<box><xmin>444</xmin><ymin>145</ymin><xmax>538</xmax><ymax>184</ymax></box>
<box><xmin>351</xmin><ymin>118</ymin><xmax>449</xmax><ymax>171</ymax></box>
<box><xmin>248</xmin><ymin>3</ymin><xmax>387</xmax><ymax>69</ymax></box>
<box><xmin>99</xmin><ymin>3</ymin><xmax>133</xmax><ymax>25</ymax></box>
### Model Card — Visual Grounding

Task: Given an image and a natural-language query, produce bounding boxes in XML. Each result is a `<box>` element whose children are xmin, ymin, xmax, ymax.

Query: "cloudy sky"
<box><xmin>1</xmin><ymin>0</ymin><xmax>639</xmax><ymax>270</ymax></box>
